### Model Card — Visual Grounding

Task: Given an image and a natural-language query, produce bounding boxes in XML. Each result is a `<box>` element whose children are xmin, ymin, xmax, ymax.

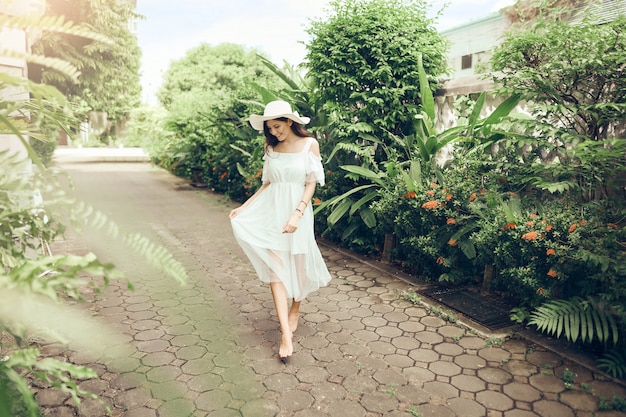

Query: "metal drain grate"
<box><xmin>420</xmin><ymin>286</ymin><xmax>513</xmax><ymax>330</ymax></box>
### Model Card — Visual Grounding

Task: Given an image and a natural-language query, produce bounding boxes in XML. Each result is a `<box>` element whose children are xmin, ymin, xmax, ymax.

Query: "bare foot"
<box><xmin>279</xmin><ymin>330</ymin><xmax>293</xmax><ymax>358</ymax></box>
<box><xmin>288</xmin><ymin>312</ymin><xmax>299</xmax><ymax>333</ymax></box>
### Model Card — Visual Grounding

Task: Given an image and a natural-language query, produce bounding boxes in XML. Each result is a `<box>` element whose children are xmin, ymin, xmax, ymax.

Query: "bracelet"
<box><xmin>299</xmin><ymin>200</ymin><xmax>307</xmax><ymax>207</ymax></box>
<box><xmin>295</xmin><ymin>208</ymin><xmax>303</xmax><ymax>214</ymax></box>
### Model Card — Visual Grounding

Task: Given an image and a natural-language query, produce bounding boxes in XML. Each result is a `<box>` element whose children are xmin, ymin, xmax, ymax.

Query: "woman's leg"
<box><xmin>289</xmin><ymin>300</ymin><xmax>301</xmax><ymax>333</ymax></box>
<box><xmin>270</xmin><ymin>281</ymin><xmax>293</xmax><ymax>358</ymax></box>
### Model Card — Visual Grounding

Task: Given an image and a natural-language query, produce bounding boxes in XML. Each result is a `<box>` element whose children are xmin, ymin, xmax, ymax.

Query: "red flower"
<box><xmin>468</xmin><ymin>193</ymin><xmax>477</xmax><ymax>202</ymax></box>
<box><xmin>522</xmin><ymin>231</ymin><xmax>539</xmax><ymax>240</ymax></box>
<box><xmin>546</xmin><ymin>248</ymin><xmax>556</xmax><ymax>256</ymax></box>
<box><xmin>446</xmin><ymin>218</ymin><xmax>456</xmax><ymax>225</ymax></box>
<box><xmin>502</xmin><ymin>222</ymin><xmax>516</xmax><ymax>230</ymax></box>
<box><xmin>422</xmin><ymin>200</ymin><xmax>439</xmax><ymax>210</ymax></box>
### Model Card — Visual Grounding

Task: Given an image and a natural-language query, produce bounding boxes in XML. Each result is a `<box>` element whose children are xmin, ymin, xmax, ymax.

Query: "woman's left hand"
<box><xmin>282</xmin><ymin>212</ymin><xmax>302</xmax><ymax>234</ymax></box>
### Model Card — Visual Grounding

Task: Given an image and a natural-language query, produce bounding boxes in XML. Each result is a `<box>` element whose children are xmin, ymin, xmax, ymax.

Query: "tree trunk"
<box><xmin>481</xmin><ymin>264</ymin><xmax>495</xmax><ymax>295</ymax></box>
<box><xmin>381</xmin><ymin>233</ymin><xmax>395</xmax><ymax>264</ymax></box>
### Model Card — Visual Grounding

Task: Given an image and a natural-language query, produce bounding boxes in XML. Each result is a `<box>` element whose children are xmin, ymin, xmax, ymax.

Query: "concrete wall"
<box><xmin>0</xmin><ymin>0</ymin><xmax>45</xmax><ymax>160</ymax></box>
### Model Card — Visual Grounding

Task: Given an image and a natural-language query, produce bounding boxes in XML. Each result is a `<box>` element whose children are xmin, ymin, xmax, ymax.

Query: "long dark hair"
<box><xmin>263</xmin><ymin>117</ymin><xmax>312</xmax><ymax>149</ymax></box>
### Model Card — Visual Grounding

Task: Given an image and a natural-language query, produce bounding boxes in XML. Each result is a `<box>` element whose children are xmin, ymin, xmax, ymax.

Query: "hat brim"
<box><xmin>249</xmin><ymin>113</ymin><xmax>310</xmax><ymax>132</ymax></box>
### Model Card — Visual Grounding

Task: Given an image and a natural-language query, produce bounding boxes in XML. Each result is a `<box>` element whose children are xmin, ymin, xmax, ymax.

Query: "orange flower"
<box><xmin>530</xmin><ymin>213</ymin><xmax>538</xmax><ymax>219</ymax></box>
<box><xmin>502</xmin><ymin>222</ymin><xmax>516</xmax><ymax>230</ymax></box>
<box><xmin>536</xmin><ymin>287</ymin><xmax>545</xmax><ymax>295</ymax></box>
<box><xmin>508</xmin><ymin>192</ymin><xmax>519</xmax><ymax>198</ymax></box>
<box><xmin>526</xmin><ymin>221</ymin><xmax>535</xmax><ymax>227</ymax></box>
<box><xmin>446</xmin><ymin>218</ymin><xmax>456</xmax><ymax>225</ymax></box>
<box><xmin>547</xmin><ymin>269</ymin><xmax>558</xmax><ymax>278</ymax></box>
<box><xmin>255</xmin><ymin>169</ymin><xmax>263</xmax><ymax>178</ymax></box>
<box><xmin>326</xmin><ymin>170</ymin><xmax>333</xmax><ymax>175</ymax></box>
<box><xmin>220</xmin><ymin>172</ymin><xmax>228</xmax><ymax>180</ymax></box>
<box><xmin>313</xmin><ymin>198</ymin><xmax>322</xmax><ymax>205</ymax></box>
<box><xmin>445</xmin><ymin>193</ymin><xmax>453</xmax><ymax>201</ymax></box>
<box><xmin>468</xmin><ymin>193</ymin><xmax>477</xmax><ymax>202</ymax></box>
<box><xmin>479</xmin><ymin>188</ymin><xmax>486</xmax><ymax>195</ymax></box>
<box><xmin>447</xmin><ymin>239</ymin><xmax>458</xmax><ymax>246</ymax></box>
<box><xmin>522</xmin><ymin>231</ymin><xmax>539</xmax><ymax>240</ymax></box>
<box><xmin>426</xmin><ymin>190</ymin><xmax>435</xmax><ymax>196</ymax></box>
<box><xmin>546</xmin><ymin>248</ymin><xmax>556</xmax><ymax>256</ymax></box>
<box><xmin>436</xmin><ymin>256</ymin><xmax>445</xmax><ymax>264</ymax></box>
<box><xmin>422</xmin><ymin>200</ymin><xmax>439</xmax><ymax>210</ymax></box>
<box><xmin>579</xmin><ymin>219</ymin><xmax>586</xmax><ymax>226</ymax></box>
<box><xmin>430</xmin><ymin>182</ymin><xmax>438</xmax><ymax>188</ymax></box>
<box><xmin>607</xmin><ymin>223</ymin><xmax>619</xmax><ymax>230</ymax></box>
<box><xmin>545</xmin><ymin>224</ymin><xmax>554</xmax><ymax>232</ymax></box>
<box><xmin>568</xmin><ymin>224</ymin><xmax>577</xmax><ymax>233</ymax></box>
<box><xmin>403</xmin><ymin>191</ymin><xmax>417</xmax><ymax>199</ymax></box>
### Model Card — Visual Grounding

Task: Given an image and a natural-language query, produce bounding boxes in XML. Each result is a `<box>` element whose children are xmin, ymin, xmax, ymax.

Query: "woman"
<box><xmin>229</xmin><ymin>100</ymin><xmax>332</xmax><ymax>359</ymax></box>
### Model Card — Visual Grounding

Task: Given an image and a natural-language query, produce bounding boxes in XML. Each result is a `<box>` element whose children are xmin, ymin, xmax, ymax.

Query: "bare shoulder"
<box><xmin>308</xmin><ymin>137</ymin><xmax>321</xmax><ymax>156</ymax></box>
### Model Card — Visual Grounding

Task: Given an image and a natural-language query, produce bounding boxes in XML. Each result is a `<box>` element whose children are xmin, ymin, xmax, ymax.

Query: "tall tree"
<box><xmin>29</xmin><ymin>0</ymin><xmax>142</xmax><ymax>128</ymax></box>
<box><xmin>305</xmin><ymin>0</ymin><xmax>448</xmax><ymax>148</ymax></box>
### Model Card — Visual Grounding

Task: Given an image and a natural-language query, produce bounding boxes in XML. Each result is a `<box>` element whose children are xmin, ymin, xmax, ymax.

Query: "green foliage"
<box><xmin>528</xmin><ymin>297</ymin><xmax>620</xmax><ymax>346</ymax></box>
<box><xmin>306</xmin><ymin>0</ymin><xmax>448</xmax><ymax>146</ymax></box>
<box><xmin>597</xmin><ymin>349</ymin><xmax>626</xmax><ymax>380</ymax></box>
<box><xmin>151</xmin><ymin>44</ymin><xmax>283</xmax><ymax>201</ymax></box>
<box><xmin>1</xmin><ymin>15</ymin><xmax>187</xmax><ymax>415</ymax></box>
<box><xmin>491</xmin><ymin>15</ymin><xmax>626</xmax><ymax>141</ymax></box>
<box><xmin>30</xmin><ymin>0</ymin><xmax>142</xmax><ymax>126</ymax></box>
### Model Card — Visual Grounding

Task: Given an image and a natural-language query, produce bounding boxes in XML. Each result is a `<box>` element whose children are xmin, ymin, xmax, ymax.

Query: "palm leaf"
<box><xmin>529</xmin><ymin>297</ymin><xmax>619</xmax><ymax>345</ymax></box>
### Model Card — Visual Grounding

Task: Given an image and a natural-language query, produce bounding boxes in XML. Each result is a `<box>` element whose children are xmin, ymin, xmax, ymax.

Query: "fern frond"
<box><xmin>597</xmin><ymin>348</ymin><xmax>626</xmax><ymax>379</ymax></box>
<box><xmin>0</xmin><ymin>14</ymin><xmax>111</xmax><ymax>44</ymax></box>
<box><xmin>70</xmin><ymin>201</ymin><xmax>188</xmax><ymax>285</ymax></box>
<box><xmin>529</xmin><ymin>297</ymin><xmax>620</xmax><ymax>345</ymax></box>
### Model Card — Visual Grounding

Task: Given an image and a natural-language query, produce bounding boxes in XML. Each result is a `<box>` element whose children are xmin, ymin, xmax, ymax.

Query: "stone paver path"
<box><xmin>35</xmin><ymin>156</ymin><xmax>626</xmax><ymax>417</ymax></box>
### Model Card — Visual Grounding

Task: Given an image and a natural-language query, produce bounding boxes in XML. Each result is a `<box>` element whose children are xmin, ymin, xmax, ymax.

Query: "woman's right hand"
<box><xmin>229</xmin><ymin>207</ymin><xmax>241</xmax><ymax>219</ymax></box>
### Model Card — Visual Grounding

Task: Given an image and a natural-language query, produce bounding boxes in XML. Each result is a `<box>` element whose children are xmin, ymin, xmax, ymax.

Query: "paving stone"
<box><xmin>361</xmin><ymin>391</ymin><xmax>399</xmax><ymax>413</ymax></box>
<box><xmin>451</xmin><ymin>374</ymin><xmax>486</xmax><ymax>392</ymax></box>
<box><xmin>528</xmin><ymin>373</ymin><xmax>565</xmax><ymax>393</ymax></box>
<box><xmin>559</xmin><ymin>389</ymin><xmax>598</xmax><ymax>411</ymax></box>
<box><xmin>429</xmin><ymin>360</ymin><xmax>462</xmax><ymax>377</ymax></box>
<box><xmin>277</xmin><ymin>390</ymin><xmax>314</xmax><ymax>411</ymax></box>
<box><xmin>409</xmin><ymin>347</ymin><xmax>440</xmax><ymax>363</ymax></box>
<box><xmin>344</xmin><ymin>374</ymin><xmax>378</xmax><ymax>394</ymax></box>
<box><xmin>503</xmin><ymin>381</ymin><xmax>541</xmax><ymax>402</ymax></box>
<box><xmin>311</xmin><ymin>382</ymin><xmax>347</xmax><ymax>402</ymax></box>
<box><xmin>454</xmin><ymin>353</ymin><xmax>487</xmax><ymax>369</ymax></box>
<box><xmin>532</xmin><ymin>399</ymin><xmax>575</xmax><ymax>417</ymax></box>
<box><xmin>502</xmin><ymin>360</ymin><xmax>538</xmax><ymax>377</ymax></box>
<box><xmin>476</xmin><ymin>390</ymin><xmax>515</xmax><ymax>411</ymax></box>
<box><xmin>423</xmin><ymin>381</ymin><xmax>459</xmax><ymax>399</ymax></box>
<box><xmin>416</xmin><ymin>403</ymin><xmax>455</xmax><ymax>417</ymax></box>
<box><xmin>448</xmin><ymin>397</ymin><xmax>486</xmax><ymax>417</ymax></box>
<box><xmin>35</xmin><ymin>388</ymin><xmax>69</xmax><ymax>406</ymax></box>
<box><xmin>326</xmin><ymin>400</ymin><xmax>366</xmax><ymax>417</ymax></box>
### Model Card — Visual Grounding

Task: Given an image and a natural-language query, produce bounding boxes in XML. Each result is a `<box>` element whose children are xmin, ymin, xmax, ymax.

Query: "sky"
<box><xmin>136</xmin><ymin>0</ymin><xmax>515</xmax><ymax>105</ymax></box>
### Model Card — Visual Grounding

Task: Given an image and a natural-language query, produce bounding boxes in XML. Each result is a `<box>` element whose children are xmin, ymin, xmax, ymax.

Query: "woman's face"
<box><xmin>266</xmin><ymin>119</ymin><xmax>292</xmax><ymax>141</ymax></box>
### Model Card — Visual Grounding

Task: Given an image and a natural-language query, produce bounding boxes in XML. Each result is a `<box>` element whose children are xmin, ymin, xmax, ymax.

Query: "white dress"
<box><xmin>230</xmin><ymin>137</ymin><xmax>332</xmax><ymax>301</ymax></box>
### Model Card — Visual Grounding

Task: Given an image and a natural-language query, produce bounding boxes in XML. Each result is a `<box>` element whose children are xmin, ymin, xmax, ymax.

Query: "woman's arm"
<box><xmin>228</xmin><ymin>182</ymin><xmax>270</xmax><ymax>219</ymax></box>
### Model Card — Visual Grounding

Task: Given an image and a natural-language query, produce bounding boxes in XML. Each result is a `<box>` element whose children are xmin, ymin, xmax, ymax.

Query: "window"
<box><xmin>461</xmin><ymin>54</ymin><xmax>473</xmax><ymax>70</ymax></box>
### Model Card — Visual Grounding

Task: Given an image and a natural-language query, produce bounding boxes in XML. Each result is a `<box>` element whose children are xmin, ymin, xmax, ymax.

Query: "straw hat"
<box><xmin>249</xmin><ymin>100</ymin><xmax>310</xmax><ymax>132</ymax></box>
